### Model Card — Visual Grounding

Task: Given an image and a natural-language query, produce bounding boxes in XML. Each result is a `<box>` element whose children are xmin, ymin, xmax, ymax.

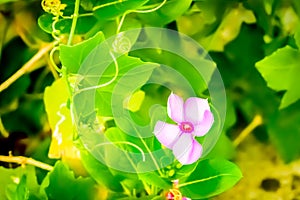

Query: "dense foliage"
<box><xmin>0</xmin><ymin>0</ymin><xmax>299</xmax><ymax>199</ymax></box>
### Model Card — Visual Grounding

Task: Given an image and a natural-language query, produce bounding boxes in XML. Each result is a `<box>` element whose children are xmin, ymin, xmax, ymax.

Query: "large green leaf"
<box><xmin>80</xmin><ymin>149</ymin><xmax>124</xmax><ymax>192</ymax></box>
<box><xmin>179</xmin><ymin>159</ymin><xmax>242</xmax><ymax>199</ymax></box>
<box><xmin>267</xmin><ymin>101</ymin><xmax>300</xmax><ymax>162</ymax></box>
<box><xmin>60</xmin><ymin>32</ymin><xmax>105</xmax><ymax>73</ymax></box>
<box><xmin>44</xmin><ymin>78</ymin><xmax>73</xmax><ymax>159</ymax></box>
<box><xmin>42</xmin><ymin>161</ymin><xmax>96</xmax><ymax>200</ymax></box>
<box><xmin>256</xmin><ymin>46</ymin><xmax>300</xmax><ymax>109</ymax></box>
<box><xmin>92</xmin><ymin>55</ymin><xmax>158</xmax><ymax>116</ymax></box>
<box><xmin>6</xmin><ymin>175</ymin><xmax>28</xmax><ymax>200</ymax></box>
<box><xmin>0</xmin><ymin>166</ymin><xmax>24</xmax><ymax>200</ymax></box>
<box><xmin>0</xmin><ymin>166</ymin><xmax>46</xmax><ymax>200</ymax></box>
<box><xmin>137</xmin><ymin>170</ymin><xmax>171</xmax><ymax>190</ymax></box>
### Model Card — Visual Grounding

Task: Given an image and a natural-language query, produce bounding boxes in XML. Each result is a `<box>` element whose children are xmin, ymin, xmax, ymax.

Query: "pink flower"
<box><xmin>154</xmin><ymin>93</ymin><xmax>214</xmax><ymax>165</ymax></box>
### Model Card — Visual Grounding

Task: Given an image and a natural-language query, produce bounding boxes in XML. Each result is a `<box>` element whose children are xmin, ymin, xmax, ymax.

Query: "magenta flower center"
<box><xmin>179</xmin><ymin>122</ymin><xmax>194</xmax><ymax>133</ymax></box>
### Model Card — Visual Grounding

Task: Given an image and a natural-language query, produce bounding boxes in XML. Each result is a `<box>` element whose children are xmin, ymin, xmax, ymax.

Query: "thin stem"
<box><xmin>92</xmin><ymin>1</ymin><xmax>121</xmax><ymax>11</ymax></box>
<box><xmin>94</xmin><ymin>141</ymin><xmax>146</xmax><ymax>162</ymax></box>
<box><xmin>116</xmin><ymin>0</ymin><xmax>167</xmax><ymax>34</ymax></box>
<box><xmin>0</xmin><ymin>155</ymin><xmax>53</xmax><ymax>171</ymax></box>
<box><xmin>75</xmin><ymin>51</ymin><xmax>119</xmax><ymax>93</ymax></box>
<box><xmin>233</xmin><ymin>114</ymin><xmax>263</xmax><ymax>147</ymax></box>
<box><xmin>116</xmin><ymin>12</ymin><xmax>128</xmax><ymax>34</ymax></box>
<box><xmin>0</xmin><ymin>42</ymin><xmax>55</xmax><ymax>93</ymax></box>
<box><xmin>131</xmin><ymin>125</ymin><xmax>164</xmax><ymax>177</ymax></box>
<box><xmin>134</xmin><ymin>0</ymin><xmax>166</xmax><ymax>13</ymax></box>
<box><xmin>49</xmin><ymin>46</ymin><xmax>62</xmax><ymax>73</ymax></box>
<box><xmin>67</xmin><ymin>0</ymin><xmax>80</xmax><ymax>45</ymax></box>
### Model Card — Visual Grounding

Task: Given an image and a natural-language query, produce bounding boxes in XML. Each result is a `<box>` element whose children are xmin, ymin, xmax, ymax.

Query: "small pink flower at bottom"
<box><xmin>154</xmin><ymin>93</ymin><xmax>214</xmax><ymax>165</ymax></box>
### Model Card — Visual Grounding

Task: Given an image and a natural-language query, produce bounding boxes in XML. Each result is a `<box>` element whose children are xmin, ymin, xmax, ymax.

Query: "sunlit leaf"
<box><xmin>42</xmin><ymin>161</ymin><xmax>96</xmax><ymax>200</ymax></box>
<box><xmin>0</xmin><ymin>166</ymin><xmax>24</xmax><ymax>200</ymax></box>
<box><xmin>137</xmin><ymin>162</ymin><xmax>171</xmax><ymax>189</ymax></box>
<box><xmin>0</xmin><ymin>166</ymin><xmax>46</xmax><ymax>200</ymax></box>
<box><xmin>138</xmin><ymin>0</ymin><xmax>193</xmax><ymax>27</ymax></box>
<box><xmin>179</xmin><ymin>159</ymin><xmax>242</xmax><ymax>199</ymax></box>
<box><xmin>80</xmin><ymin>149</ymin><xmax>124</xmax><ymax>192</ymax></box>
<box><xmin>93</xmin><ymin>0</ymin><xmax>149</xmax><ymax>20</ymax></box>
<box><xmin>92</xmin><ymin>55</ymin><xmax>157</xmax><ymax>116</ymax></box>
<box><xmin>256</xmin><ymin>46</ymin><xmax>300</xmax><ymax>109</ymax></box>
<box><xmin>44</xmin><ymin>78</ymin><xmax>73</xmax><ymax>159</ymax></box>
<box><xmin>60</xmin><ymin>32</ymin><xmax>105</xmax><ymax>73</ymax></box>
<box><xmin>6</xmin><ymin>175</ymin><xmax>28</xmax><ymax>200</ymax></box>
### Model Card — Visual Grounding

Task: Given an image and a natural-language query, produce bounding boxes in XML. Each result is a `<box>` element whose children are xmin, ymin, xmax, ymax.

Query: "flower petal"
<box><xmin>172</xmin><ymin>134</ymin><xmax>202</xmax><ymax>165</ymax></box>
<box><xmin>154</xmin><ymin>121</ymin><xmax>181</xmax><ymax>149</ymax></box>
<box><xmin>193</xmin><ymin>110</ymin><xmax>214</xmax><ymax>136</ymax></box>
<box><xmin>167</xmin><ymin>92</ymin><xmax>184</xmax><ymax>123</ymax></box>
<box><xmin>184</xmin><ymin>97</ymin><xmax>210</xmax><ymax>124</ymax></box>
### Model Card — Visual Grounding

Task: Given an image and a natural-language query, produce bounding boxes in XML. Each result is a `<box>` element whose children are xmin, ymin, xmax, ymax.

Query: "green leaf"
<box><xmin>38</xmin><ymin>13</ymin><xmax>53</xmax><ymax>34</ymax></box>
<box><xmin>93</xmin><ymin>55</ymin><xmax>158</xmax><ymax>116</ymax></box>
<box><xmin>60</xmin><ymin>32</ymin><xmax>105</xmax><ymax>73</ymax></box>
<box><xmin>256</xmin><ymin>45</ymin><xmax>300</xmax><ymax>109</ymax></box>
<box><xmin>80</xmin><ymin>149</ymin><xmax>124</xmax><ymax>192</ymax></box>
<box><xmin>0</xmin><ymin>166</ymin><xmax>46</xmax><ymax>200</ymax></box>
<box><xmin>42</xmin><ymin>161</ymin><xmax>96</xmax><ymax>200</ymax></box>
<box><xmin>179</xmin><ymin>158</ymin><xmax>242</xmax><ymax>199</ymax></box>
<box><xmin>44</xmin><ymin>78</ymin><xmax>74</xmax><ymax>159</ymax></box>
<box><xmin>54</xmin><ymin>16</ymin><xmax>98</xmax><ymax>34</ymax></box>
<box><xmin>0</xmin><ymin>166</ymin><xmax>24</xmax><ymax>200</ymax></box>
<box><xmin>267</xmin><ymin>101</ymin><xmax>300</xmax><ymax>162</ymax></box>
<box><xmin>6</xmin><ymin>175</ymin><xmax>29</xmax><ymax>200</ymax></box>
<box><xmin>93</xmin><ymin>0</ymin><xmax>149</xmax><ymax>20</ymax></box>
<box><xmin>138</xmin><ymin>0</ymin><xmax>193</xmax><ymax>27</ymax></box>
<box><xmin>137</xmin><ymin>161</ymin><xmax>171</xmax><ymax>189</ymax></box>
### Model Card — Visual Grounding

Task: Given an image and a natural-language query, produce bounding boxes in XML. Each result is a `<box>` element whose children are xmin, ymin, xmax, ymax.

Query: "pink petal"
<box><xmin>193</xmin><ymin>110</ymin><xmax>214</xmax><ymax>136</ymax></box>
<box><xmin>172</xmin><ymin>134</ymin><xmax>202</xmax><ymax>165</ymax></box>
<box><xmin>154</xmin><ymin>121</ymin><xmax>181</xmax><ymax>149</ymax></box>
<box><xmin>184</xmin><ymin>97</ymin><xmax>210</xmax><ymax>124</ymax></box>
<box><xmin>167</xmin><ymin>93</ymin><xmax>184</xmax><ymax>123</ymax></box>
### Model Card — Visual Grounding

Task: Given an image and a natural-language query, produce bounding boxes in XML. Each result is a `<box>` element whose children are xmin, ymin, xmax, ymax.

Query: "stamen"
<box><xmin>179</xmin><ymin>122</ymin><xmax>194</xmax><ymax>133</ymax></box>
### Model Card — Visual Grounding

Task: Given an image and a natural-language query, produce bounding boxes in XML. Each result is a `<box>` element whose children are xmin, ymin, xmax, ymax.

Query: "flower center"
<box><xmin>179</xmin><ymin>122</ymin><xmax>194</xmax><ymax>133</ymax></box>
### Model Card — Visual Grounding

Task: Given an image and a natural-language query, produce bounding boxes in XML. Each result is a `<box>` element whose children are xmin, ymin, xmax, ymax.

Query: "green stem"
<box><xmin>67</xmin><ymin>0</ymin><xmax>80</xmax><ymax>45</ymax></box>
<box><xmin>132</xmin><ymin>126</ymin><xmax>164</xmax><ymax>177</ymax></box>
